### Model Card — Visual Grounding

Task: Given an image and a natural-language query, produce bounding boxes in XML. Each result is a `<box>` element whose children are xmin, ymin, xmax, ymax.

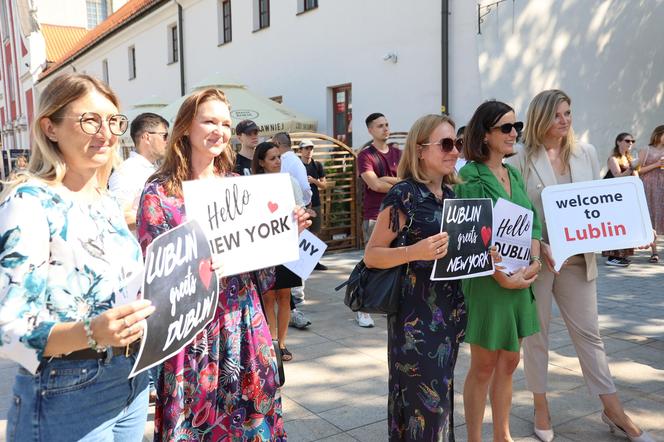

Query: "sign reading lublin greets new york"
<box><xmin>130</xmin><ymin>220</ymin><xmax>219</xmax><ymax>378</ymax></box>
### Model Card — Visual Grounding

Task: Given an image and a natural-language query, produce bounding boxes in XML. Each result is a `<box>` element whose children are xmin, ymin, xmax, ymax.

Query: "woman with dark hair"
<box><xmin>137</xmin><ymin>89</ymin><xmax>309</xmax><ymax>440</ymax></box>
<box><xmin>602</xmin><ymin>132</ymin><xmax>637</xmax><ymax>266</ymax></box>
<box><xmin>0</xmin><ymin>73</ymin><xmax>155</xmax><ymax>440</ymax></box>
<box><xmin>456</xmin><ymin>100</ymin><xmax>541</xmax><ymax>442</ymax></box>
<box><xmin>252</xmin><ymin>141</ymin><xmax>303</xmax><ymax>361</ymax></box>
<box><xmin>364</xmin><ymin>114</ymin><xmax>467</xmax><ymax>441</ymax></box>
<box><xmin>508</xmin><ymin>89</ymin><xmax>653</xmax><ymax>442</ymax></box>
<box><xmin>637</xmin><ymin>125</ymin><xmax>664</xmax><ymax>263</ymax></box>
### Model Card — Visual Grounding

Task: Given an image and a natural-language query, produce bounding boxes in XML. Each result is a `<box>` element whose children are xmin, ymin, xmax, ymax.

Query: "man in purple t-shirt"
<box><xmin>355</xmin><ymin>112</ymin><xmax>402</xmax><ymax>327</ymax></box>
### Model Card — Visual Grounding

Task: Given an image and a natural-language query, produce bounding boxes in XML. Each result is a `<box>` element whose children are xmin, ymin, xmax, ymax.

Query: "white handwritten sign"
<box><xmin>283</xmin><ymin>230</ymin><xmax>328</xmax><ymax>280</ymax></box>
<box><xmin>492</xmin><ymin>198</ymin><xmax>533</xmax><ymax>275</ymax></box>
<box><xmin>130</xmin><ymin>220</ymin><xmax>219</xmax><ymax>378</ymax></box>
<box><xmin>431</xmin><ymin>198</ymin><xmax>494</xmax><ymax>280</ymax></box>
<box><xmin>541</xmin><ymin>177</ymin><xmax>653</xmax><ymax>271</ymax></box>
<box><xmin>183</xmin><ymin>174</ymin><xmax>300</xmax><ymax>276</ymax></box>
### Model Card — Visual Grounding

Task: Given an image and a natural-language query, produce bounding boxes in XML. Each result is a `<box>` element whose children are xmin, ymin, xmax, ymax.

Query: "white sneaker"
<box><xmin>357</xmin><ymin>312</ymin><xmax>375</xmax><ymax>328</ymax></box>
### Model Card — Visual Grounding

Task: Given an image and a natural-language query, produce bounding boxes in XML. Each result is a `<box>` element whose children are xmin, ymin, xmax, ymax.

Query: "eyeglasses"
<box><xmin>147</xmin><ymin>131</ymin><xmax>169</xmax><ymax>141</ymax></box>
<box><xmin>455</xmin><ymin>139</ymin><xmax>464</xmax><ymax>149</ymax></box>
<box><xmin>491</xmin><ymin>121</ymin><xmax>524</xmax><ymax>134</ymax></box>
<box><xmin>623</xmin><ymin>139</ymin><xmax>635</xmax><ymax>144</ymax></box>
<box><xmin>420</xmin><ymin>137</ymin><xmax>456</xmax><ymax>153</ymax></box>
<box><xmin>59</xmin><ymin>112</ymin><xmax>129</xmax><ymax>136</ymax></box>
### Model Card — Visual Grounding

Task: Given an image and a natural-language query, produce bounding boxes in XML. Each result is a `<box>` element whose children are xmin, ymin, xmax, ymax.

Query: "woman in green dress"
<box><xmin>456</xmin><ymin>100</ymin><xmax>542</xmax><ymax>442</ymax></box>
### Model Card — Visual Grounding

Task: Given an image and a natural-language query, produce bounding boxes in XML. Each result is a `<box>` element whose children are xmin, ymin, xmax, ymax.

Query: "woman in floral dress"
<box><xmin>364</xmin><ymin>114</ymin><xmax>468</xmax><ymax>441</ymax></box>
<box><xmin>137</xmin><ymin>88</ymin><xmax>308</xmax><ymax>440</ymax></box>
<box><xmin>637</xmin><ymin>125</ymin><xmax>664</xmax><ymax>263</ymax></box>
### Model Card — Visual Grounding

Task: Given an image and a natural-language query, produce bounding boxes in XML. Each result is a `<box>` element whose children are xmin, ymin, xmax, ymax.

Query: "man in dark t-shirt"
<box><xmin>299</xmin><ymin>139</ymin><xmax>327</xmax><ymax>234</ymax></box>
<box><xmin>234</xmin><ymin>119</ymin><xmax>260</xmax><ymax>175</ymax></box>
<box><xmin>355</xmin><ymin>112</ymin><xmax>401</xmax><ymax>327</ymax></box>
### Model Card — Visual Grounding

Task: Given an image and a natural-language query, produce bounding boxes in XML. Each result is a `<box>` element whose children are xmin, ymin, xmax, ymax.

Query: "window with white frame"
<box><xmin>86</xmin><ymin>0</ymin><xmax>110</xmax><ymax>29</ymax></box>
<box><xmin>128</xmin><ymin>46</ymin><xmax>136</xmax><ymax>80</ymax></box>
<box><xmin>252</xmin><ymin>0</ymin><xmax>269</xmax><ymax>31</ymax></box>
<box><xmin>102</xmin><ymin>59</ymin><xmax>109</xmax><ymax>84</ymax></box>
<box><xmin>297</xmin><ymin>0</ymin><xmax>318</xmax><ymax>14</ymax></box>
<box><xmin>217</xmin><ymin>0</ymin><xmax>232</xmax><ymax>44</ymax></box>
<box><xmin>168</xmin><ymin>24</ymin><xmax>178</xmax><ymax>63</ymax></box>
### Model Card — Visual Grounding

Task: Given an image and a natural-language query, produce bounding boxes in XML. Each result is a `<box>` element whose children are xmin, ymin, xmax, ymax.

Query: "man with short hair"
<box><xmin>109</xmin><ymin>112</ymin><xmax>169</xmax><ymax>230</ymax></box>
<box><xmin>235</xmin><ymin>119</ymin><xmax>260</xmax><ymax>175</ymax></box>
<box><xmin>355</xmin><ymin>112</ymin><xmax>402</xmax><ymax>327</ymax></box>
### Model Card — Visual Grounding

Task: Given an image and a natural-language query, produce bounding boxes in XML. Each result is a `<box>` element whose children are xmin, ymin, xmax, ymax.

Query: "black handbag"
<box><xmin>253</xmin><ymin>269</ymin><xmax>285</xmax><ymax>387</ymax></box>
<box><xmin>336</xmin><ymin>182</ymin><xmax>418</xmax><ymax>315</ymax></box>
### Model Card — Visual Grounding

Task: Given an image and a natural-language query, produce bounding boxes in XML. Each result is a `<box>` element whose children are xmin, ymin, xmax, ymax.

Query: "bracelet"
<box><xmin>530</xmin><ymin>255</ymin><xmax>542</xmax><ymax>267</ymax></box>
<box><xmin>83</xmin><ymin>317</ymin><xmax>108</xmax><ymax>353</ymax></box>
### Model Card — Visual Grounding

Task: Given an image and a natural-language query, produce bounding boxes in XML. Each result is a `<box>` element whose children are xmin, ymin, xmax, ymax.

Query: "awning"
<box><xmin>157</xmin><ymin>75</ymin><xmax>317</xmax><ymax>138</ymax></box>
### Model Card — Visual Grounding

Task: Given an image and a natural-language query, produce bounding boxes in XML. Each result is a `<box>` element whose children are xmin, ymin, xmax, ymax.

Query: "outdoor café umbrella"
<box><xmin>158</xmin><ymin>75</ymin><xmax>317</xmax><ymax>138</ymax></box>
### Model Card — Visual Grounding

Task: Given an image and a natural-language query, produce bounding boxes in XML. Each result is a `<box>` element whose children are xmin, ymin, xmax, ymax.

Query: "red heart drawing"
<box><xmin>268</xmin><ymin>201</ymin><xmax>278</xmax><ymax>213</ymax></box>
<box><xmin>480</xmin><ymin>226</ymin><xmax>492</xmax><ymax>247</ymax></box>
<box><xmin>198</xmin><ymin>259</ymin><xmax>213</xmax><ymax>290</ymax></box>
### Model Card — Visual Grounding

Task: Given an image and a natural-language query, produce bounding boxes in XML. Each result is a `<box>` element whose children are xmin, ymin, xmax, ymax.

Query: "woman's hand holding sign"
<box><xmin>91</xmin><ymin>299</ymin><xmax>155</xmax><ymax>347</ymax></box>
<box><xmin>410</xmin><ymin>232</ymin><xmax>449</xmax><ymax>261</ymax></box>
<box><xmin>293</xmin><ymin>206</ymin><xmax>312</xmax><ymax>234</ymax></box>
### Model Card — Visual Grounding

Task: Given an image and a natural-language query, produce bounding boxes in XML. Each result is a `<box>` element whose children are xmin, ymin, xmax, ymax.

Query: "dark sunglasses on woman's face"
<box><xmin>623</xmin><ymin>139</ymin><xmax>635</xmax><ymax>144</ymax></box>
<box><xmin>491</xmin><ymin>121</ymin><xmax>524</xmax><ymax>134</ymax></box>
<box><xmin>420</xmin><ymin>137</ymin><xmax>456</xmax><ymax>153</ymax></box>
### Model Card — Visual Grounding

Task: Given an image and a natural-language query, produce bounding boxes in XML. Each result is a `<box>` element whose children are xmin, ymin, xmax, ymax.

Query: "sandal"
<box><xmin>280</xmin><ymin>347</ymin><xmax>293</xmax><ymax>362</ymax></box>
<box><xmin>649</xmin><ymin>254</ymin><xmax>659</xmax><ymax>263</ymax></box>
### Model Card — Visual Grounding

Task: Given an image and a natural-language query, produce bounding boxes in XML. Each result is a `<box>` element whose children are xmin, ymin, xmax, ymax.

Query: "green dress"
<box><xmin>455</xmin><ymin>162</ymin><xmax>541</xmax><ymax>352</ymax></box>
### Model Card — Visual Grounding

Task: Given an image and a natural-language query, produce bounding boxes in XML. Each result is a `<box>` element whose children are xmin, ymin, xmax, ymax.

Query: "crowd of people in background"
<box><xmin>0</xmin><ymin>71</ymin><xmax>661</xmax><ymax>442</ymax></box>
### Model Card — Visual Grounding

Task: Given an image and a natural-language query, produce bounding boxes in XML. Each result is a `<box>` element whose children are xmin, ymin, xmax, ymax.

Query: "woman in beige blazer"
<box><xmin>507</xmin><ymin>89</ymin><xmax>653</xmax><ymax>442</ymax></box>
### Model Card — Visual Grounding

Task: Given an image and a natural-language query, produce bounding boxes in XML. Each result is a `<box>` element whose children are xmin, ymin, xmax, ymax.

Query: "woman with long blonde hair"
<box><xmin>0</xmin><ymin>73</ymin><xmax>155</xmax><ymax>441</ymax></box>
<box><xmin>508</xmin><ymin>89</ymin><xmax>653</xmax><ymax>442</ymax></box>
<box><xmin>137</xmin><ymin>88</ymin><xmax>309</xmax><ymax>440</ymax></box>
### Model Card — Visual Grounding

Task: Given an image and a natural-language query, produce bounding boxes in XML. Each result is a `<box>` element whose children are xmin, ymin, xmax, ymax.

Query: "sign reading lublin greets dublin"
<box><xmin>130</xmin><ymin>220</ymin><xmax>219</xmax><ymax>378</ymax></box>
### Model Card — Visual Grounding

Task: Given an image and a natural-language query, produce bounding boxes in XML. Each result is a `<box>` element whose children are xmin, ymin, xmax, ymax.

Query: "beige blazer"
<box><xmin>506</xmin><ymin>142</ymin><xmax>600</xmax><ymax>281</ymax></box>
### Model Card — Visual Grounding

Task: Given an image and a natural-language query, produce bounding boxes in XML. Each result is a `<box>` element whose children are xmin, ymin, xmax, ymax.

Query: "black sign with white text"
<box><xmin>130</xmin><ymin>220</ymin><xmax>219</xmax><ymax>377</ymax></box>
<box><xmin>431</xmin><ymin>198</ymin><xmax>494</xmax><ymax>281</ymax></box>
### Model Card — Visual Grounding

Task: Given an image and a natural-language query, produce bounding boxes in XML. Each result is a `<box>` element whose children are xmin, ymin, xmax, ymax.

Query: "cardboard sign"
<box><xmin>183</xmin><ymin>174</ymin><xmax>299</xmax><ymax>277</ymax></box>
<box><xmin>431</xmin><ymin>198</ymin><xmax>494</xmax><ymax>280</ymax></box>
<box><xmin>129</xmin><ymin>220</ymin><xmax>219</xmax><ymax>378</ymax></box>
<box><xmin>492</xmin><ymin>198</ymin><xmax>534</xmax><ymax>274</ymax></box>
<box><xmin>541</xmin><ymin>176</ymin><xmax>653</xmax><ymax>271</ymax></box>
<box><xmin>283</xmin><ymin>230</ymin><xmax>328</xmax><ymax>280</ymax></box>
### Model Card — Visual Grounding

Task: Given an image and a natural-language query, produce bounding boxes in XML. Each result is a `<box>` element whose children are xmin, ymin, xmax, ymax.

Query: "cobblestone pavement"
<box><xmin>0</xmin><ymin>240</ymin><xmax>662</xmax><ymax>441</ymax></box>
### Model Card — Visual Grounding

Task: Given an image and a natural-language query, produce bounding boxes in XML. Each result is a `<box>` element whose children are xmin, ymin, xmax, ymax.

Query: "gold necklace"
<box><xmin>488</xmin><ymin>165</ymin><xmax>508</xmax><ymax>183</ymax></box>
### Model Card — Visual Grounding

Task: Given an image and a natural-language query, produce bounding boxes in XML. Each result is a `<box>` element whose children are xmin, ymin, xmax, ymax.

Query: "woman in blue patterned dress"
<box><xmin>364</xmin><ymin>114</ymin><xmax>468</xmax><ymax>441</ymax></box>
<box><xmin>0</xmin><ymin>73</ymin><xmax>156</xmax><ymax>441</ymax></box>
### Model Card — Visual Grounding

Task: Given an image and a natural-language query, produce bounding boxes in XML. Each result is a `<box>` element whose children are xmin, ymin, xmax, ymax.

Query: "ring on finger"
<box><xmin>436</xmin><ymin>248</ymin><xmax>440</xmax><ymax>255</ymax></box>
<box><xmin>123</xmin><ymin>317</ymin><xmax>130</xmax><ymax>328</ymax></box>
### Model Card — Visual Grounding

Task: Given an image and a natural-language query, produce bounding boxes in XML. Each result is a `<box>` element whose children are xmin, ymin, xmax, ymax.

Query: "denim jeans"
<box><xmin>5</xmin><ymin>351</ymin><xmax>149</xmax><ymax>442</ymax></box>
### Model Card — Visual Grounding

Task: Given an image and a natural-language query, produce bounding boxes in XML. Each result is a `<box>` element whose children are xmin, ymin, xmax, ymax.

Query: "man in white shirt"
<box><xmin>273</xmin><ymin>132</ymin><xmax>312</xmax><ymax>206</ymax></box>
<box><xmin>109</xmin><ymin>113</ymin><xmax>169</xmax><ymax>230</ymax></box>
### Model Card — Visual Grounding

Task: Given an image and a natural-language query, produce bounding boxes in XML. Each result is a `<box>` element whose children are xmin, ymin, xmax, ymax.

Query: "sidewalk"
<box><xmin>0</xmin><ymin>241</ymin><xmax>662</xmax><ymax>441</ymax></box>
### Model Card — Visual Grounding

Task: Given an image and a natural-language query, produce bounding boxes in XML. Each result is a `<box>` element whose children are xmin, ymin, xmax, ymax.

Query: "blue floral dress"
<box><xmin>382</xmin><ymin>180</ymin><xmax>467</xmax><ymax>442</ymax></box>
<box><xmin>0</xmin><ymin>181</ymin><xmax>143</xmax><ymax>372</ymax></box>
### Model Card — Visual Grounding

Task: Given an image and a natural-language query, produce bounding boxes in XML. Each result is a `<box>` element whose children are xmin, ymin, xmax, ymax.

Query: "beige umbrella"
<box><xmin>158</xmin><ymin>75</ymin><xmax>317</xmax><ymax>138</ymax></box>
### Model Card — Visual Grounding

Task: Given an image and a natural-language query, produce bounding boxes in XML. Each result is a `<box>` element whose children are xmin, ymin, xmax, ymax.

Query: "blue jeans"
<box><xmin>5</xmin><ymin>352</ymin><xmax>149</xmax><ymax>442</ymax></box>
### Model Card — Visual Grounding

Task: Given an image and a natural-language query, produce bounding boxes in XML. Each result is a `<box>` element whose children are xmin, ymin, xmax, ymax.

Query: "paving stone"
<box><xmin>317</xmin><ymin>395</ymin><xmax>387</xmax><ymax>432</ymax></box>
<box><xmin>346</xmin><ymin>420</ymin><xmax>388</xmax><ymax>442</ymax></box>
<box><xmin>283</xmin><ymin>414</ymin><xmax>343</xmax><ymax>442</ymax></box>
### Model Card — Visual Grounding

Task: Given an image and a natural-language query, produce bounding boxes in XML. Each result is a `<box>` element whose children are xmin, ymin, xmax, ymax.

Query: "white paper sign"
<box><xmin>114</xmin><ymin>267</ymin><xmax>144</xmax><ymax>306</ymax></box>
<box><xmin>541</xmin><ymin>176</ymin><xmax>653</xmax><ymax>271</ymax></box>
<box><xmin>183</xmin><ymin>174</ymin><xmax>300</xmax><ymax>276</ymax></box>
<box><xmin>284</xmin><ymin>230</ymin><xmax>328</xmax><ymax>280</ymax></box>
<box><xmin>492</xmin><ymin>198</ymin><xmax>533</xmax><ymax>275</ymax></box>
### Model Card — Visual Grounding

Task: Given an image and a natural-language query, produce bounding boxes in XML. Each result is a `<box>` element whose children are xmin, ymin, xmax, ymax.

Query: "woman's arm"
<box><xmin>364</xmin><ymin>206</ymin><xmax>448</xmax><ymax>269</ymax></box>
<box><xmin>637</xmin><ymin>149</ymin><xmax>662</xmax><ymax>175</ymax></box>
<box><xmin>608</xmin><ymin>157</ymin><xmax>632</xmax><ymax>177</ymax></box>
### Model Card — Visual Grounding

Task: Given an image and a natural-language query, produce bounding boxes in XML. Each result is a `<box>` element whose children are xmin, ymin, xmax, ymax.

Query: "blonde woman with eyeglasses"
<box><xmin>0</xmin><ymin>73</ymin><xmax>156</xmax><ymax>441</ymax></box>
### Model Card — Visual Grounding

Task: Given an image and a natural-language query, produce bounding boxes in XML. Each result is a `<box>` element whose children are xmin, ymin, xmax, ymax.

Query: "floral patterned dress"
<box><xmin>382</xmin><ymin>180</ymin><xmax>467</xmax><ymax>442</ymax></box>
<box><xmin>137</xmin><ymin>178</ymin><xmax>286</xmax><ymax>441</ymax></box>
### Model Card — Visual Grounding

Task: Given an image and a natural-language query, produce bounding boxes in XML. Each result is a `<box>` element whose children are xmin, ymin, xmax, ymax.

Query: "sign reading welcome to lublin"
<box><xmin>183</xmin><ymin>174</ymin><xmax>300</xmax><ymax>277</ymax></box>
<box><xmin>541</xmin><ymin>176</ymin><xmax>653</xmax><ymax>271</ymax></box>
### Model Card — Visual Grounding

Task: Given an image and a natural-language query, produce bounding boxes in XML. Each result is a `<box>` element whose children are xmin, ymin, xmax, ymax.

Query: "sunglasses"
<box><xmin>623</xmin><ymin>139</ymin><xmax>635</xmax><ymax>144</ymax></box>
<box><xmin>491</xmin><ymin>121</ymin><xmax>524</xmax><ymax>134</ymax></box>
<box><xmin>147</xmin><ymin>131</ymin><xmax>169</xmax><ymax>141</ymax></box>
<box><xmin>420</xmin><ymin>137</ymin><xmax>456</xmax><ymax>153</ymax></box>
<box><xmin>455</xmin><ymin>139</ymin><xmax>464</xmax><ymax>149</ymax></box>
